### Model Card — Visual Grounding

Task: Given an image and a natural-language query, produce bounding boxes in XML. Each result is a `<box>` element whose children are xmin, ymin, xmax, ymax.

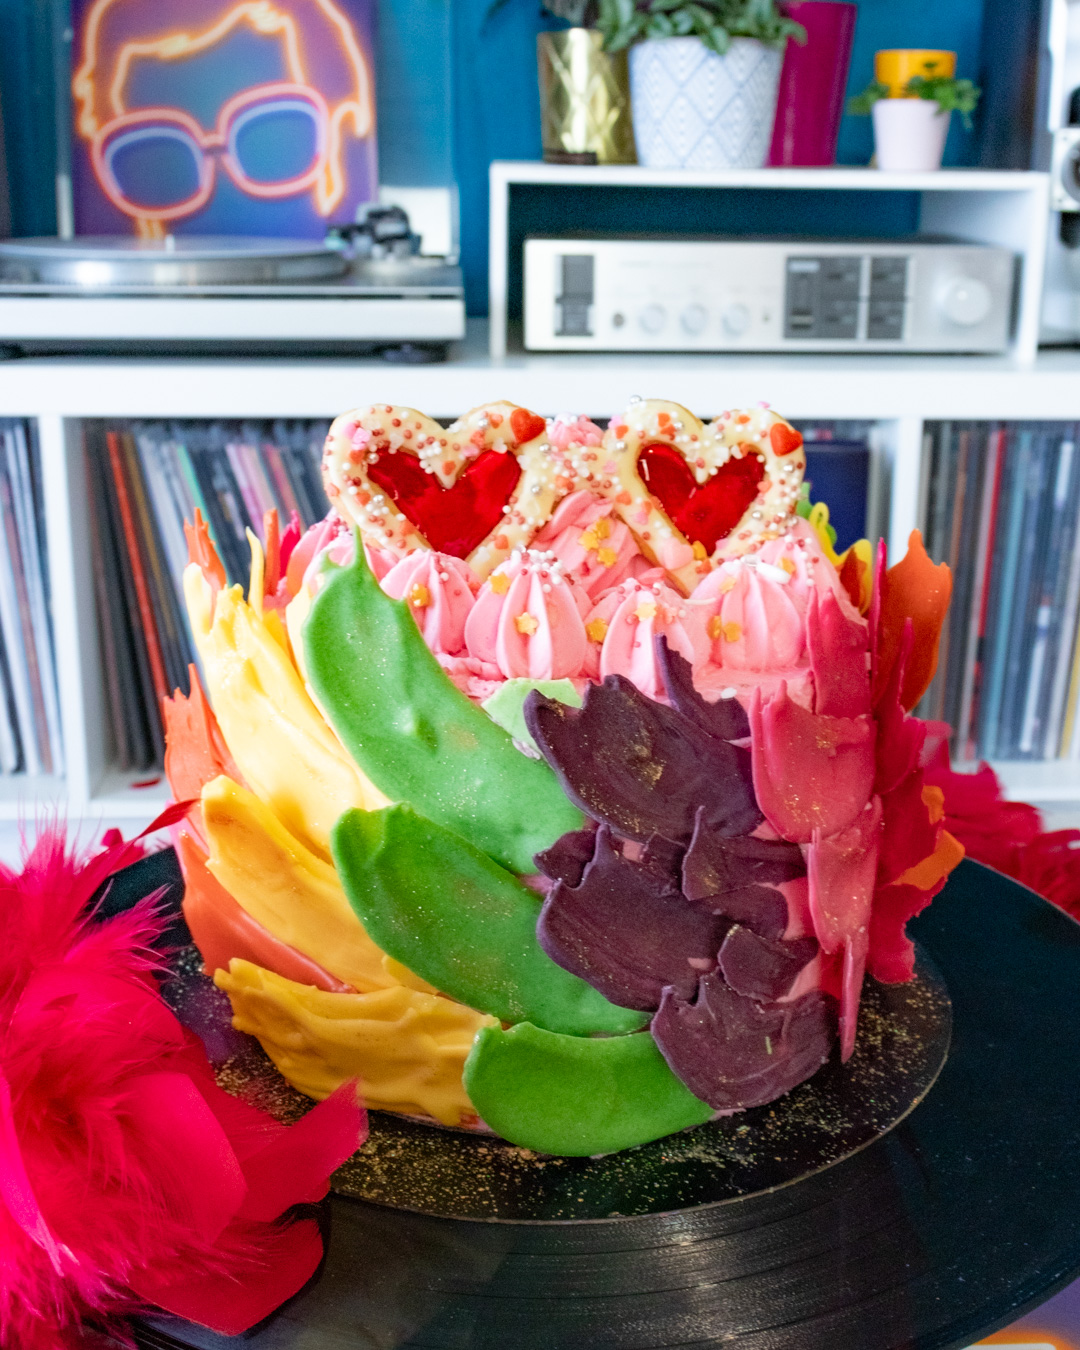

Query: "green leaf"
<box><xmin>332</xmin><ymin>805</ymin><xmax>647</xmax><ymax>1037</ymax></box>
<box><xmin>707</xmin><ymin>22</ymin><xmax>730</xmax><ymax>53</ymax></box>
<box><xmin>463</xmin><ymin>1021</ymin><xmax>713</xmax><ymax>1156</ymax></box>
<box><xmin>304</xmin><ymin>536</ymin><xmax>583</xmax><ymax>875</ymax></box>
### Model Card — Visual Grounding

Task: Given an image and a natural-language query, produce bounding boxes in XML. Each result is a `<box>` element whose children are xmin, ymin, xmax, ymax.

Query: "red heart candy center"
<box><xmin>367</xmin><ymin>448</ymin><xmax>522</xmax><ymax>558</ymax></box>
<box><xmin>638</xmin><ymin>443</ymin><xmax>765</xmax><ymax>554</ymax></box>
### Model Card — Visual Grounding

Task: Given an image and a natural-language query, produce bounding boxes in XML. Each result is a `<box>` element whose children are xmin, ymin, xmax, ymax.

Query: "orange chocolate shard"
<box><xmin>873</xmin><ymin>530</ymin><xmax>952</xmax><ymax>712</ymax></box>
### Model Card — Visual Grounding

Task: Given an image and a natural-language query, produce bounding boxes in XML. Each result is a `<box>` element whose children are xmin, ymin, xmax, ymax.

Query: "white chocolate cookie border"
<box><xmin>599</xmin><ymin>398</ymin><xmax>806</xmax><ymax>593</ymax></box>
<box><xmin>321</xmin><ymin>402</ymin><xmax>592</xmax><ymax>580</ymax></box>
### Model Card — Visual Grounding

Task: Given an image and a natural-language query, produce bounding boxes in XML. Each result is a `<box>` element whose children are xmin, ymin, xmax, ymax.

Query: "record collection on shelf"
<box><xmin>83</xmin><ymin>420</ymin><xmax>330</xmax><ymax>773</ymax></box>
<box><xmin>0</xmin><ymin>419</ymin><xmax>62</xmax><ymax>779</ymax></box>
<box><xmin>919</xmin><ymin>420</ymin><xmax>1080</xmax><ymax>764</ymax></box>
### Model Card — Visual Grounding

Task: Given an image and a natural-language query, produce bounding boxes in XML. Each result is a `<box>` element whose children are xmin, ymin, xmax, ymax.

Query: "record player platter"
<box><xmin>0</xmin><ymin>236</ymin><xmax>351</xmax><ymax>288</ymax></box>
<box><xmin>0</xmin><ymin>235</ymin><xmax>465</xmax><ymax>359</ymax></box>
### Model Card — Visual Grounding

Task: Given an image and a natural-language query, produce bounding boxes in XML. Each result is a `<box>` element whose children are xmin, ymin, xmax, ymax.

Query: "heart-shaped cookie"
<box><xmin>322</xmin><ymin>403</ymin><xmax>586</xmax><ymax>579</ymax></box>
<box><xmin>600</xmin><ymin>400</ymin><xmax>805</xmax><ymax>593</ymax></box>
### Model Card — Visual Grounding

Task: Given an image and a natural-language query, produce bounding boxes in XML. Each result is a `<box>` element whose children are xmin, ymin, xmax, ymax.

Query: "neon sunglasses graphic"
<box><xmin>90</xmin><ymin>81</ymin><xmax>330</xmax><ymax>222</ymax></box>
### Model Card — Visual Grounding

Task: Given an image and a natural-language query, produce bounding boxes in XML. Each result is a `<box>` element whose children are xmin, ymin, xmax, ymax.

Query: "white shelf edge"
<box><xmin>491</xmin><ymin>161</ymin><xmax>1049</xmax><ymax>192</ymax></box>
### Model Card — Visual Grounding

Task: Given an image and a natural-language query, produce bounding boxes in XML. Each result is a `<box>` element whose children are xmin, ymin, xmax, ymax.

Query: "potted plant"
<box><xmin>848</xmin><ymin>57</ymin><xmax>981</xmax><ymax>173</ymax></box>
<box><xmin>598</xmin><ymin>0</ymin><xmax>806</xmax><ymax>170</ymax></box>
<box><xmin>488</xmin><ymin>1</ymin><xmax>637</xmax><ymax>164</ymax></box>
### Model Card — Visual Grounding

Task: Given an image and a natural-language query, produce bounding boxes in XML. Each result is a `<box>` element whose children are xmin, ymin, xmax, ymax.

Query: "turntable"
<box><xmin>0</xmin><ymin>233</ymin><xmax>465</xmax><ymax>360</ymax></box>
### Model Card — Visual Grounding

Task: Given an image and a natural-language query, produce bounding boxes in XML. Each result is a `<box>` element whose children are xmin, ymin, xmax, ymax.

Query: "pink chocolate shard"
<box><xmin>749</xmin><ymin>683</ymin><xmax>875</xmax><ymax>844</ymax></box>
<box><xmin>806</xmin><ymin>590</ymin><xmax>870</xmax><ymax>719</ymax></box>
<box><xmin>807</xmin><ymin>798</ymin><xmax>883</xmax><ymax>1061</ymax></box>
<box><xmin>808</xmin><ymin>799</ymin><xmax>883</xmax><ymax>956</ymax></box>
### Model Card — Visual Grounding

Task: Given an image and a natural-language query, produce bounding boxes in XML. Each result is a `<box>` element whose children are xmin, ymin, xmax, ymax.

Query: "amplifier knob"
<box><xmin>638</xmin><ymin>303</ymin><xmax>667</xmax><ymax>334</ymax></box>
<box><xmin>938</xmin><ymin>276</ymin><xmax>992</xmax><ymax>327</ymax></box>
<box><xmin>722</xmin><ymin>302</ymin><xmax>750</xmax><ymax>336</ymax></box>
<box><xmin>680</xmin><ymin>304</ymin><xmax>709</xmax><ymax>335</ymax></box>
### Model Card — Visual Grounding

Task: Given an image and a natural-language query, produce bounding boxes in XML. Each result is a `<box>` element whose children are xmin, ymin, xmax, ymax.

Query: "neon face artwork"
<box><xmin>71</xmin><ymin>0</ymin><xmax>376</xmax><ymax>236</ymax></box>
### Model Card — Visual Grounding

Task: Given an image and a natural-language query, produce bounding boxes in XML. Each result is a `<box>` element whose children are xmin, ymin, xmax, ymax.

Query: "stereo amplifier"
<box><xmin>523</xmin><ymin>237</ymin><xmax>1016</xmax><ymax>354</ymax></box>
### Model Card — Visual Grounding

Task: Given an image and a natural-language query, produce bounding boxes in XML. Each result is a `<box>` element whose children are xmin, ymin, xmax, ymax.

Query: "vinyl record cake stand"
<box><xmin>103</xmin><ymin>855</ymin><xmax>1080</xmax><ymax>1350</ymax></box>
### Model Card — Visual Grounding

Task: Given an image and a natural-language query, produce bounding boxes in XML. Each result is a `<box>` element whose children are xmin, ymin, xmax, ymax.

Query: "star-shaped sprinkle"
<box><xmin>586</xmin><ymin>618</ymin><xmax>608</xmax><ymax>643</ymax></box>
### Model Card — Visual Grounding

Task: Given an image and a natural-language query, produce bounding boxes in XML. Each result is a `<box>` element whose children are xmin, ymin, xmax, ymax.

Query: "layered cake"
<box><xmin>166</xmin><ymin>398</ymin><xmax>962</xmax><ymax>1157</ymax></box>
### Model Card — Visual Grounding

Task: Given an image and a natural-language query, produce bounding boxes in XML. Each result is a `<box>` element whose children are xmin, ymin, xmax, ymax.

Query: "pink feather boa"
<box><xmin>0</xmin><ymin>821</ymin><xmax>366</xmax><ymax>1349</ymax></box>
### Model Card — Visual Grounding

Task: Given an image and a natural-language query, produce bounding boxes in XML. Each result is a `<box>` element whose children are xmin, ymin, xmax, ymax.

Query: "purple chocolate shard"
<box><xmin>639</xmin><ymin>833</ymin><xmax>685</xmax><ymax>887</ymax></box>
<box><xmin>701</xmin><ymin>884</ymin><xmax>790</xmax><ymax>942</ymax></box>
<box><xmin>718</xmin><ymin>925</ymin><xmax>819</xmax><ymax>1002</ymax></box>
<box><xmin>525</xmin><ymin>677</ymin><xmax>762</xmax><ymax>844</ymax></box>
<box><xmin>652</xmin><ymin>973</ymin><xmax>837</xmax><ymax>1112</ymax></box>
<box><xmin>655</xmin><ymin>636</ymin><xmax>751</xmax><ymax>741</ymax></box>
<box><xmin>537</xmin><ymin>826</ymin><xmax>729</xmax><ymax>1011</ymax></box>
<box><xmin>534</xmin><ymin>826</ymin><xmax>599</xmax><ymax>887</ymax></box>
<box><xmin>682</xmin><ymin>808</ymin><xmax>805</xmax><ymax>901</ymax></box>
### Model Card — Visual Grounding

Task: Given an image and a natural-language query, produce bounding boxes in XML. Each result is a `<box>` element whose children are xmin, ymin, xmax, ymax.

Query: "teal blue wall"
<box><xmin>0</xmin><ymin>0</ymin><xmax>1028</xmax><ymax>312</ymax></box>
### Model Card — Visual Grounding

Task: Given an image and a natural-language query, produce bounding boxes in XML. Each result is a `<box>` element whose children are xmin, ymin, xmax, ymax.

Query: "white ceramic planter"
<box><xmin>872</xmin><ymin>98</ymin><xmax>950</xmax><ymax>172</ymax></box>
<box><xmin>629</xmin><ymin>36</ymin><xmax>783</xmax><ymax>170</ymax></box>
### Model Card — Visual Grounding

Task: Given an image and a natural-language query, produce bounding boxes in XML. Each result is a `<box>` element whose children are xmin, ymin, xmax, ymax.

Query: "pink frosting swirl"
<box><xmin>435</xmin><ymin>653</ymin><xmax>503</xmax><ymax>703</ymax></box>
<box><xmin>756</xmin><ymin>519</ymin><xmax>862</xmax><ymax>623</ymax></box>
<box><xmin>584</xmin><ymin>574</ymin><xmax>709</xmax><ymax>702</ymax></box>
<box><xmin>691</xmin><ymin>557</ymin><xmax>805</xmax><ymax>672</ymax></box>
<box><xmin>547</xmin><ymin>414</ymin><xmax>604</xmax><ymax>451</ymax></box>
<box><xmin>532</xmin><ymin>490</ymin><xmax>650</xmax><ymax>600</ymax></box>
<box><xmin>465</xmin><ymin>548</ymin><xmax>589</xmax><ymax>680</ymax></box>
<box><xmin>382</xmin><ymin>551</ymin><xmax>479</xmax><ymax>656</ymax></box>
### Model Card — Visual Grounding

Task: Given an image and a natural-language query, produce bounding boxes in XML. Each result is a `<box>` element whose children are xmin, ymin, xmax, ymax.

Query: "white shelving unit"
<box><xmin>1</xmin><ymin>322</ymin><xmax>1079</xmax><ymax>838</ymax></box>
<box><xmin>488</xmin><ymin>162</ymin><xmax>1051</xmax><ymax>362</ymax></box>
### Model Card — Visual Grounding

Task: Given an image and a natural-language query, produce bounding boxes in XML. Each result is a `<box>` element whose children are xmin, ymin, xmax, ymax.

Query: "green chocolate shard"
<box><xmin>304</xmin><ymin>545</ymin><xmax>584</xmax><ymax>874</ymax></box>
<box><xmin>332</xmin><ymin>805</ymin><xmax>647</xmax><ymax>1036</ymax></box>
<box><xmin>463</xmin><ymin>1021</ymin><xmax>714</xmax><ymax>1156</ymax></box>
<box><xmin>482</xmin><ymin>678</ymin><xmax>582</xmax><ymax>754</ymax></box>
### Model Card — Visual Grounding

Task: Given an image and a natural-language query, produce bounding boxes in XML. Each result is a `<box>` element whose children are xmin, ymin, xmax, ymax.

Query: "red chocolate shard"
<box><xmin>806</xmin><ymin>590</ymin><xmax>870</xmax><ymax>719</ymax></box>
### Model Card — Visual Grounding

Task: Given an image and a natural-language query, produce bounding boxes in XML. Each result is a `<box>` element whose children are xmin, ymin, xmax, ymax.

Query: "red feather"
<box><xmin>0</xmin><ymin>825</ymin><xmax>366</xmax><ymax>1349</ymax></box>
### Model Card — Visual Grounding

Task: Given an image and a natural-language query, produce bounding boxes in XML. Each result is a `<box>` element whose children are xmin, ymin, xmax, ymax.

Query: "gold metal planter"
<box><xmin>537</xmin><ymin>28</ymin><xmax>637</xmax><ymax>165</ymax></box>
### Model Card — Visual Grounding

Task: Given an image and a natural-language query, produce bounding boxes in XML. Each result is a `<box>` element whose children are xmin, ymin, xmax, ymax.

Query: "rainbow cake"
<box><xmin>165</xmin><ymin>398</ymin><xmax>962</xmax><ymax>1157</ymax></box>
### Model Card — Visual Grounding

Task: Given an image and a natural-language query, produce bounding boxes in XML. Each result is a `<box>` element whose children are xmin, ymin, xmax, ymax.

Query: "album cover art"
<box><xmin>70</xmin><ymin>0</ymin><xmax>377</xmax><ymax>238</ymax></box>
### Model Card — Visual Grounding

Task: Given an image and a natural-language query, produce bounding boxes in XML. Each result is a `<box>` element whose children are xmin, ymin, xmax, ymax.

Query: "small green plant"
<box><xmin>487</xmin><ymin>0</ymin><xmax>804</xmax><ymax>55</ymax></box>
<box><xmin>906</xmin><ymin>70</ymin><xmax>981</xmax><ymax>129</ymax></box>
<box><xmin>597</xmin><ymin>0</ymin><xmax>805</xmax><ymax>55</ymax></box>
<box><xmin>847</xmin><ymin>63</ymin><xmax>982</xmax><ymax>130</ymax></box>
<box><xmin>846</xmin><ymin>81</ymin><xmax>890</xmax><ymax>116</ymax></box>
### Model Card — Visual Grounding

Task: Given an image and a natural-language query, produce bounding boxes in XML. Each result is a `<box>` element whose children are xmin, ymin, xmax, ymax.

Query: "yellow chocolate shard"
<box><xmin>216</xmin><ymin>959</ymin><xmax>496</xmax><ymax>1125</ymax></box>
<box><xmin>201</xmin><ymin>774</ymin><xmax>408</xmax><ymax>995</ymax></box>
<box><xmin>185</xmin><ymin>563</ymin><xmax>388</xmax><ymax>860</ymax></box>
